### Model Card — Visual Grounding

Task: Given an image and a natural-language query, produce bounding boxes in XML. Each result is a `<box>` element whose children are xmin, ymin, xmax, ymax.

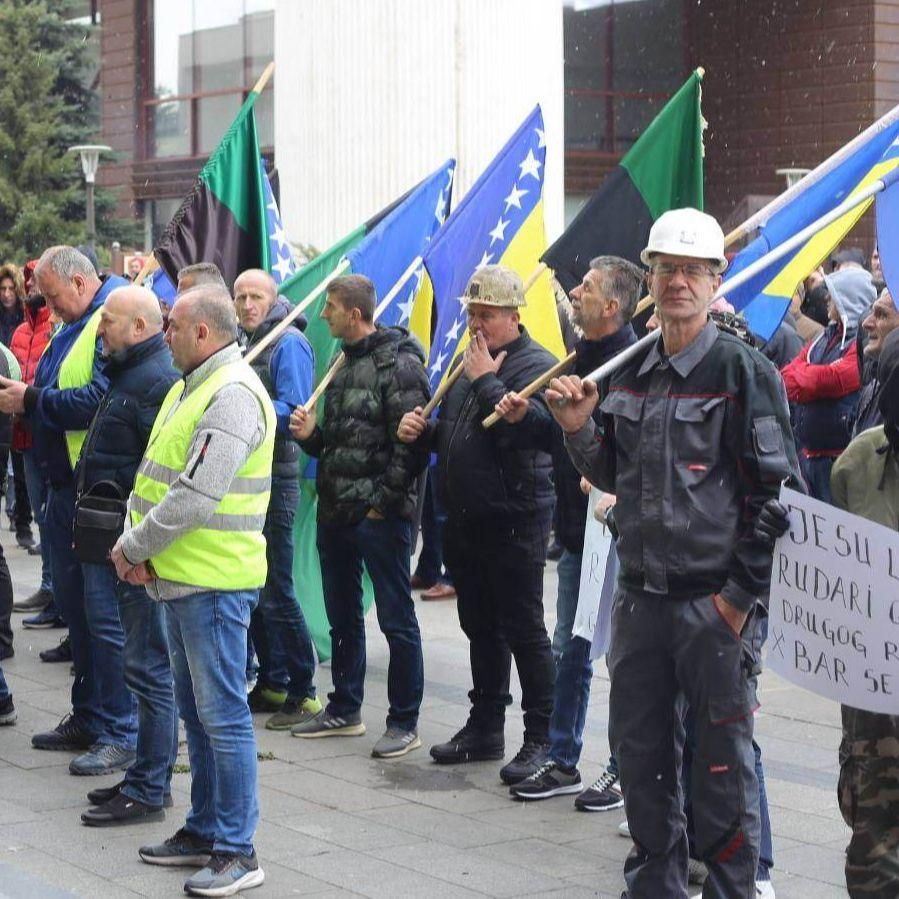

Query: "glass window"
<box><xmin>147</xmin><ymin>0</ymin><xmax>275</xmax><ymax>159</ymax></box>
<box><xmin>564</xmin><ymin>0</ymin><xmax>685</xmax><ymax>155</ymax></box>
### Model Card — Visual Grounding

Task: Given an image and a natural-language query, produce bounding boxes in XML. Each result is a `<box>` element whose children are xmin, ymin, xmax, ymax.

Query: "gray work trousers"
<box><xmin>608</xmin><ymin>590</ymin><xmax>761</xmax><ymax>898</ymax></box>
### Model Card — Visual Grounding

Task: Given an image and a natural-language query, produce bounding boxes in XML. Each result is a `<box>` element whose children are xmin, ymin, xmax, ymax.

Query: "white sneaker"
<box><xmin>617</xmin><ymin>820</ymin><xmax>631</xmax><ymax>838</ymax></box>
<box><xmin>756</xmin><ymin>880</ymin><xmax>775</xmax><ymax>899</ymax></box>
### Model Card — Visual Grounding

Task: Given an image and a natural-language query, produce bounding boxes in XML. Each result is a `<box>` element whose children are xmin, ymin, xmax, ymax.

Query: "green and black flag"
<box><xmin>154</xmin><ymin>91</ymin><xmax>269</xmax><ymax>290</ymax></box>
<box><xmin>542</xmin><ymin>69</ymin><xmax>705</xmax><ymax>293</ymax></box>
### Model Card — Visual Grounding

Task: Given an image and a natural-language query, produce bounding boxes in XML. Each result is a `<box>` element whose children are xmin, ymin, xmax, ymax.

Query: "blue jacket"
<box><xmin>74</xmin><ymin>332</ymin><xmax>180</xmax><ymax>497</ymax></box>
<box><xmin>24</xmin><ymin>275</ymin><xmax>129</xmax><ymax>486</ymax></box>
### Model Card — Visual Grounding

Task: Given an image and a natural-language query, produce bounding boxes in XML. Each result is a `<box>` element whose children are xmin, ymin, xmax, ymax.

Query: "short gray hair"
<box><xmin>179</xmin><ymin>286</ymin><xmax>239</xmax><ymax>341</ymax></box>
<box><xmin>177</xmin><ymin>262</ymin><xmax>227</xmax><ymax>291</ymax></box>
<box><xmin>589</xmin><ymin>255</ymin><xmax>644</xmax><ymax>324</ymax></box>
<box><xmin>36</xmin><ymin>246</ymin><xmax>100</xmax><ymax>283</ymax></box>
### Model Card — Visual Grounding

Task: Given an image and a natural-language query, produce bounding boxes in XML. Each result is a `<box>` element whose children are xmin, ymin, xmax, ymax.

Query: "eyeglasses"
<box><xmin>651</xmin><ymin>263</ymin><xmax>715</xmax><ymax>279</ymax></box>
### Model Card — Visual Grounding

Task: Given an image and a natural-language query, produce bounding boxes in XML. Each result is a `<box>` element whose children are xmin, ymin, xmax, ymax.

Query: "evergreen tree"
<box><xmin>0</xmin><ymin>0</ymin><xmax>140</xmax><ymax>262</ymax></box>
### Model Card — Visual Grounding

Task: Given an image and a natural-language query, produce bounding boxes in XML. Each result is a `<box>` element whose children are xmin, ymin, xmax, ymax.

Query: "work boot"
<box><xmin>12</xmin><ymin>587</ymin><xmax>52</xmax><ymax>613</ymax></box>
<box><xmin>40</xmin><ymin>634</ymin><xmax>72</xmax><ymax>663</ymax></box>
<box><xmin>429</xmin><ymin>722</ymin><xmax>504</xmax><ymax>764</ymax></box>
<box><xmin>499</xmin><ymin>739</ymin><xmax>550</xmax><ymax>785</ymax></box>
<box><xmin>81</xmin><ymin>792</ymin><xmax>165</xmax><ymax>827</ymax></box>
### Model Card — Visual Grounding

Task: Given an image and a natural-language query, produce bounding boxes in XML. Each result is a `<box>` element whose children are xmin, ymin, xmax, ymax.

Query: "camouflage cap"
<box><xmin>462</xmin><ymin>265</ymin><xmax>526</xmax><ymax>308</ymax></box>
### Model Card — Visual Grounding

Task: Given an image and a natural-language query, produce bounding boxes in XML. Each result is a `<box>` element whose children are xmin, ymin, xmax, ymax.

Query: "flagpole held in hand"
<box><xmin>421</xmin><ymin>361</ymin><xmax>466</xmax><ymax>417</ymax></box>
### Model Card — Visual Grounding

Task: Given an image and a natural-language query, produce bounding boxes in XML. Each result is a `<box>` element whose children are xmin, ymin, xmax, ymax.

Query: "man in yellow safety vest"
<box><xmin>110</xmin><ymin>284</ymin><xmax>273</xmax><ymax>898</ymax></box>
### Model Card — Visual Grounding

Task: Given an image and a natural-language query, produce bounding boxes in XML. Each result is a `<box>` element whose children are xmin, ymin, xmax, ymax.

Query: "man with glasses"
<box><xmin>545</xmin><ymin>209</ymin><xmax>800</xmax><ymax>898</ymax></box>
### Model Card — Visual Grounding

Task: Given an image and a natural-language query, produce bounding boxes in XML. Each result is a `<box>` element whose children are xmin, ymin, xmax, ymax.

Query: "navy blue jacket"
<box><xmin>74</xmin><ymin>332</ymin><xmax>180</xmax><ymax>497</ymax></box>
<box><xmin>24</xmin><ymin>275</ymin><xmax>129</xmax><ymax>486</ymax></box>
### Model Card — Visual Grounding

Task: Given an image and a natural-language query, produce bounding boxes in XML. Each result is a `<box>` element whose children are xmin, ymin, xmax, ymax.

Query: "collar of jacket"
<box><xmin>638</xmin><ymin>319</ymin><xmax>718</xmax><ymax>379</ymax></box>
<box><xmin>245</xmin><ymin>297</ymin><xmax>307</xmax><ymax>348</ymax></box>
<box><xmin>101</xmin><ymin>331</ymin><xmax>167</xmax><ymax>376</ymax></box>
<box><xmin>491</xmin><ymin>325</ymin><xmax>531</xmax><ymax>359</ymax></box>
<box><xmin>574</xmin><ymin>324</ymin><xmax>636</xmax><ymax>375</ymax></box>
<box><xmin>182</xmin><ymin>341</ymin><xmax>242</xmax><ymax>396</ymax></box>
<box><xmin>342</xmin><ymin>324</ymin><xmax>404</xmax><ymax>359</ymax></box>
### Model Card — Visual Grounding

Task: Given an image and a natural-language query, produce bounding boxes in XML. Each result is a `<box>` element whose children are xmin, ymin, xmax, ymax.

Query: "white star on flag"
<box><xmin>273</xmin><ymin>253</ymin><xmax>294</xmax><ymax>282</ymax></box>
<box><xmin>489</xmin><ymin>217</ymin><xmax>510</xmax><ymax>245</ymax></box>
<box><xmin>535</xmin><ymin>127</ymin><xmax>546</xmax><ymax>148</ymax></box>
<box><xmin>518</xmin><ymin>148</ymin><xmax>541</xmax><ymax>181</ymax></box>
<box><xmin>444</xmin><ymin>314</ymin><xmax>465</xmax><ymax>347</ymax></box>
<box><xmin>266</xmin><ymin>197</ymin><xmax>279</xmax><ymax>215</ymax></box>
<box><xmin>503</xmin><ymin>185</ymin><xmax>528</xmax><ymax>212</ymax></box>
<box><xmin>431</xmin><ymin>350</ymin><xmax>447</xmax><ymax>375</ymax></box>
<box><xmin>477</xmin><ymin>250</ymin><xmax>493</xmax><ymax>268</ymax></box>
<box><xmin>396</xmin><ymin>290</ymin><xmax>416</xmax><ymax>323</ymax></box>
<box><xmin>270</xmin><ymin>222</ymin><xmax>289</xmax><ymax>250</ymax></box>
<box><xmin>435</xmin><ymin>190</ymin><xmax>447</xmax><ymax>225</ymax></box>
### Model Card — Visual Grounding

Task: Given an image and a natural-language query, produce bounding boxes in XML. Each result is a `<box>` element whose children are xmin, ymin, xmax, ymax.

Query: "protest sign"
<box><xmin>573</xmin><ymin>489</ymin><xmax>618</xmax><ymax>658</ymax></box>
<box><xmin>768</xmin><ymin>486</ymin><xmax>899</xmax><ymax>714</ymax></box>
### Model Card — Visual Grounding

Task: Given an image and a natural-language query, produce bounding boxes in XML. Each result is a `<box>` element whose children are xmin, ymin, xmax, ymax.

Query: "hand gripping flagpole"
<box><xmin>488</xmin><ymin>167</ymin><xmax>899</xmax><ymax>422</ymax></box>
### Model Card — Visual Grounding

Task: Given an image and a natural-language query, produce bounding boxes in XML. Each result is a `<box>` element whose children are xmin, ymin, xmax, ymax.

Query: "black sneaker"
<box><xmin>184</xmin><ymin>851</ymin><xmax>264</xmax><ymax>896</ymax></box>
<box><xmin>509</xmin><ymin>760</ymin><xmax>582</xmax><ymax>800</ymax></box>
<box><xmin>429</xmin><ymin>722</ymin><xmax>504</xmax><ymax>764</ymax></box>
<box><xmin>40</xmin><ymin>634</ymin><xmax>72</xmax><ymax>663</ymax></box>
<box><xmin>15</xmin><ymin>528</ymin><xmax>35</xmax><ymax>549</ymax></box>
<box><xmin>87</xmin><ymin>779</ymin><xmax>174</xmax><ymax>808</ymax></box>
<box><xmin>32</xmin><ymin>713</ymin><xmax>96</xmax><ymax>751</ymax></box>
<box><xmin>139</xmin><ymin>827</ymin><xmax>214</xmax><ymax>867</ymax></box>
<box><xmin>81</xmin><ymin>791</ymin><xmax>165</xmax><ymax>827</ymax></box>
<box><xmin>499</xmin><ymin>739</ymin><xmax>550</xmax><ymax>785</ymax></box>
<box><xmin>0</xmin><ymin>695</ymin><xmax>16</xmax><ymax>726</ymax></box>
<box><xmin>12</xmin><ymin>587</ymin><xmax>52</xmax><ymax>613</ymax></box>
<box><xmin>574</xmin><ymin>769</ymin><xmax>624</xmax><ymax>812</ymax></box>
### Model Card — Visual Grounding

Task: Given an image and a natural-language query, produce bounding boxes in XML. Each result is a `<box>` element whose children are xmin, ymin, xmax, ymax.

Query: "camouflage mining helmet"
<box><xmin>461</xmin><ymin>265</ymin><xmax>527</xmax><ymax>308</ymax></box>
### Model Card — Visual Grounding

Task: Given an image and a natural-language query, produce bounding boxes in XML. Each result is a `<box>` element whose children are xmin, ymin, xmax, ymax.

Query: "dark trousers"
<box><xmin>0</xmin><ymin>539</ymin><xmax>13</xmax><ymax>655</ymax></box>
<box><xmin>251</xmin><ymin>481</ymin><xmax>316</xmax><ymax>702</ymax></box>
<box><xmin>0</xmin><ymin>449</ymin><xmax>32</xmax><ymax>532</ymax></box>
<box><xmin>443</xmin><ymin>514</ymin><xmax>555</xmax><ymax>743</ymax></box>
<box><xmin>413</xmin><ymin>467</ymin><xmax>452</xmax><ymax>586</ymax></box>
<box><xmin>317</xmin><ymin>515</ymin><xmax>423</xmax><ymax>731</ymax></box>
<box><xmin>45</xmin><ymin>483</ymin><xmax>100</xmax><ymax>736</ymax></box>
<box><xmin>608</xmin><ymin>591</ymin><xmax>760</xmax><ymax>899</ymax></box>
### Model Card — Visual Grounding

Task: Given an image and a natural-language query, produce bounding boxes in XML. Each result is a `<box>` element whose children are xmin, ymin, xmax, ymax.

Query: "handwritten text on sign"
<box><xmin>768</xmin><ymin>486</ymin><xmax>899</xmax><ymax>714</ymax></box>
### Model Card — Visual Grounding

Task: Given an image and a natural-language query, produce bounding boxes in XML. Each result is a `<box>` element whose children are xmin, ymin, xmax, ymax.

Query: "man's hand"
<box><xmin>289</xmin><ymin>405</ymin><xmax>316</xmax><ymax>441</ymax></box>
<box><xmin>493</xmin><ymin>391</ymin><xmax>529</xmax><ymax>424</ymax></box>
<box><xmin>594</xmin><ymin>493</ymin><xmax>617</xmax><ymax>524</ymax></box>
<box><xmin>579</xmin><ymin>477</ymin><xmax>592</xmax><ymax>496</ymax></box>
<box><xmin>464</xmin><ymin>332</ymin><xmax>506</xmax><ymax>381</ymax></box>
<box><xmin>545</xmin><ymin>375</ymin><xmax>599</xmax><ymax>434</ymax></box>
<box><xmin>0</xmin><ymin>377</ymin><xmax>26</xmax><ymax>414</ymax></box>
<box><xmin>713</xmin><ymin>593</ymin><xmax>749</xmax><ymax>635</ymax></box>
<box><xmin>754</xmin><ymin>498</ymin><xmax>791</xmax><ymax>548</ymax></box>
<box><xmin>397</xmin><ymin>407</ymin><xmax>427</xmax><ymax>443</ymax></box>
<box><xmin>123</xmin><ymin>562</ymin><xmax>154</xmax><ymax>585</ymax></box>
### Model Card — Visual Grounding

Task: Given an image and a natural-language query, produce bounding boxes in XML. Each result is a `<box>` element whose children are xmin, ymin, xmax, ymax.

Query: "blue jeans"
<box><xmin>164</xmin><ymin>590</ymin><xmax>259</xmax><ymax>856</ymax></box>
<box><xmin>799</xmin><ymin>454</ymin><xmax>835</xmax><ymax>504</ymax></box>
<box><xmin>117</xmin><ymin>584</ymin><xmax>178</xmax><ymax>807</ymax></box>
<box><xmin>22</xmin><ymin>450</ymin><xmax>52</xmax><ymax>596</ymax></box>
<box><xmin>254</xmin><ymin>489</ymin><xmax>316</xmax><ymax>701</ymax></box>
<box><xmin>317</xmin><ymin>516</ymin><xmax>423</xmax><ymax>731</ymax></box>
<box><xmin>81</xmin><ymin>563</ymin><xmax>138</xmax><ymax>749</ymax></box>
<box><xmin>45</xmin><ymin>483</ymin><xmax>99</xmax><ymax>736</ymax></box>
<box><xmin>0</xmin><ymin>663</ymin><xmax>9</xmax><ymax>703</ymax></box>
<box><xmin>548</xmin><ymin>550</ymin><xmax>593</xmax><ymax>769</ymax></box>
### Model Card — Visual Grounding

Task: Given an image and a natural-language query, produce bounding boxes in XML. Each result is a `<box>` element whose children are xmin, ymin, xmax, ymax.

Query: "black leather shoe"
<box><xmin>40</xmin><ymin>635</ymin><xmax>72</xmax><ymax>663</ymax></box>
<box><xmin>499</xmin><ymin>739</ymin><xmax>550</xmax><ymax>785</ymax></box>
<box><xmin>88</xmin><ymin>779</ymin><xmax>174</xmax><ymax>808</ymax></box>
<box><xmin>81</xmin><ymin>792</ymin><xmax>165</xmax><ymax>827</ymax></box>
<box><xmin>430</xmin><ymin>723</ymin><xmax>504</xmax><ymax>764</ymax></box>
<box><xmin>32</xmin><ymin>713</ymin><xmax>96</xmax><ymax>751</ymax></box>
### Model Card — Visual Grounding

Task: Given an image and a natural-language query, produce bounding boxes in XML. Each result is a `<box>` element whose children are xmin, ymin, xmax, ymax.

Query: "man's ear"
<box><xmin>196</xmin><ymin>322</ymin><xmax>210</xmax><ymax>343</ymax></box>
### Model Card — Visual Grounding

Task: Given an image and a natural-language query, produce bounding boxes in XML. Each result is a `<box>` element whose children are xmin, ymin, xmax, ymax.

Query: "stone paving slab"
<box><xmin>0</xmin><ymin>546</ymin><xmax>851</xmax><ymax>897</ymax></box>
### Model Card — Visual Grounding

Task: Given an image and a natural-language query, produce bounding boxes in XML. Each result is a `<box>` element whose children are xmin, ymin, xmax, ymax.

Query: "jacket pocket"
<box><xmin>673</xmin><ymin>396</ymin><xmax>726</xmax><ymax>463</ymax></box>
<box><xmin>752</xmin><ymin>415</ymin><xmax>789</xmax><ymax>484</ymax></box>
<box><xmin>599</xmin><ymin>390</ymin><xmax>644</xmax><ymax>458</ymax></box>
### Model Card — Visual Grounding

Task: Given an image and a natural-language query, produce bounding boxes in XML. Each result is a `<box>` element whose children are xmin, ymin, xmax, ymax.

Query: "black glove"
<box><xmin>604</xmin><ymin>505</ymin><xmax>620</xmax><ymax>542</ymax></box>
<box><xmin>754</xmin><ymin>499</ymin><xmax>790</xmax><ymax>548</ymax></box>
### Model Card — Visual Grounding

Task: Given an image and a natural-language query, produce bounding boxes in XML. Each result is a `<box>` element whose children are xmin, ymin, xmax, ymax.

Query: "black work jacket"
<box><xmin>565</xmin><ymin>321</ymin><xmax>801</xmax><ymax>611</ymax></box>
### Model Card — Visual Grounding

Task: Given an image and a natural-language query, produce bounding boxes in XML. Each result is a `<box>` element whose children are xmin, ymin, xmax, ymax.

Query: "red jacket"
<box><xmin>10</xmin><ymin>303</ymin><xmax>52</xmax><ymax>451</ymax></box>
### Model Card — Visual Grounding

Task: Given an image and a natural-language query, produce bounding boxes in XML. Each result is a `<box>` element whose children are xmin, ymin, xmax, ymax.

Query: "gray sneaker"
<box><xmin>265</xmin><ymin>696</ymin><xmax>323</xmax><ymax>731</ymax></box>
<box><xmin>184</xmin><ymin>851</ymin><xmax>264</xmax><ymax>897</ymax></box>
<box><xmin>291</xmin><ymin>708</ymin><xmax>365</xmax><ymax>738</ymax></box>
<box><xmin>69</xmin><ymin>743</ymin><xmax>136</xmax><ymax>776</ymax></box>
<box><xmin>12</xmin><ymin>588</ymin><xmax>52</xmax><ymax>613</ymax></box>
<box><xmin>371</xmin><ymin>727</ymin><xmax>421</xmax><ymax>759</ymax></box>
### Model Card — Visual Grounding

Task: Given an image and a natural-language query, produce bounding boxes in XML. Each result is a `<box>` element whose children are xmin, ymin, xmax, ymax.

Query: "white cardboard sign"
<box><xmin>768</xmin><ymin>486</ymin><xmax>899</xmax><ymax>714</ymax></box>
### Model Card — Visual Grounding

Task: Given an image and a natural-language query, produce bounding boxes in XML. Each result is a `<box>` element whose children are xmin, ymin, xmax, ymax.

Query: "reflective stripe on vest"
<box><xmin>57</xmin><ymin>307</ymin><xmax>103</xmax><ymax>469</ymax></box>
<box><xmin>130</xmin><ymin>360</ymin><xmax>275</xmax><ymax>590</ymax></box>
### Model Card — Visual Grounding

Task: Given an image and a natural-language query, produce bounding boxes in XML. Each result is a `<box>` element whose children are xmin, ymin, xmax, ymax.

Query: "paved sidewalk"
<box><xmin>0</xmin><ymin>545</ymin><xmax>849</xmax><ymax>897</ymax></box>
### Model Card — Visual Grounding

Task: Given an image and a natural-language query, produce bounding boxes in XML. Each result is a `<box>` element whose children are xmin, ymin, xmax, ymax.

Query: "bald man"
<box><xmin>76</xmin><ymin>285</ymin><xmax>182</xmax><ymax>819</ymax></box>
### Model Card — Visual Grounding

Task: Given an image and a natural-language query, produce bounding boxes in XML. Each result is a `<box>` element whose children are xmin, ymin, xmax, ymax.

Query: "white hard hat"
<box><xmin>641</xmin><ymin>208</ymin><xmax>728</xmax><ymax>273</ymax></box>
<box><xmin>462</xmin><ymin>265</ymin><xmax>526</xmax><ymax>308</ymax></box>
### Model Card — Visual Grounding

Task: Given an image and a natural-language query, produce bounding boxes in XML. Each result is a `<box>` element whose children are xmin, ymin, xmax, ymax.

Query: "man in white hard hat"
<box><xmin>545</xmin><ymin>209</ymin><xmax>801</xmax><ymax>897</ymax></box>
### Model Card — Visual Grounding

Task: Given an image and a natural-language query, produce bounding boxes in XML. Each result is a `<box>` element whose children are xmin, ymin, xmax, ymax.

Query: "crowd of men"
<box><xmin>0</xmin><ymin>206</ymin><xmax>895</xmax><ymax>897</ymax></box>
